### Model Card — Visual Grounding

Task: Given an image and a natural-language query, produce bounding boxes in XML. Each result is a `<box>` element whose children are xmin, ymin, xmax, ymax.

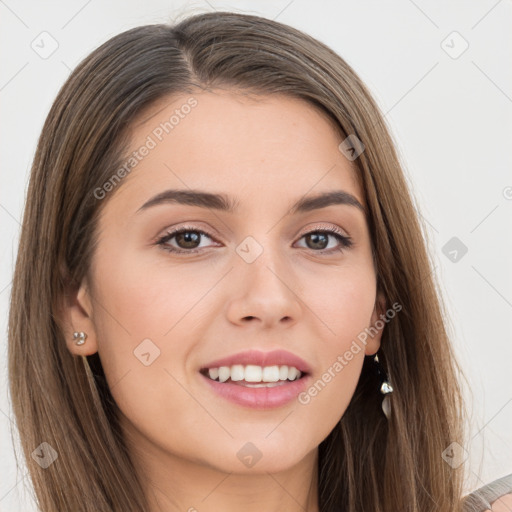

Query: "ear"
<box><xmin>56</xmin><ymin>276</ymin><xmax>99</xmax><ymax>357</ymax></box>
<box><xmin>364</xmin><ymin>291</ymin><xmax>387</xmax><ymax>356</ymax></box>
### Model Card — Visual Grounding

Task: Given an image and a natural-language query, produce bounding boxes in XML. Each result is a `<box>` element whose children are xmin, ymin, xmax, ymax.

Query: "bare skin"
<box><xmin>487</xmin><ymin>494</ymin><xmax>512</xmax><ymax>511</ymax></box>
<box><xmin>61</xmin><ymin>90</ymin><xmax>385</xmax><ymax>511</ymax></box>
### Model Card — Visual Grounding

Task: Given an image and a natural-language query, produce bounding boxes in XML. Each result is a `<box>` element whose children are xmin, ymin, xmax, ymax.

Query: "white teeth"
<box><xmin>244</xmin><ymin>365</ymin><xmax>262</xmax><ymax>382</ymax></box>
<box><xmin>218</xmin><ymin>366</ymin><xmax>230</xmax><ymax>383</ymax></box>
<box><xmin>230</xmin><ymin>364</ymin><xmax>244</xmax><ymax>381</ymax></box>
<box><xmin>262</xmin><ymin>365</ymin><xmax>280</xmax><ymax>382</ymax></box>
<box><xmin>287</xmin><ymin>366</ymin><xmax>299</xmax><ymax>380</ymax></box>
<box><xmin>204</xmin><ymin>364</ymin><xmax>303</xmax><ymax>383</ymax></box>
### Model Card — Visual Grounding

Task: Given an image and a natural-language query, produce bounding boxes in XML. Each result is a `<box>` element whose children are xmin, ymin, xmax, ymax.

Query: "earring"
<box><xmin>73</xmin><ymin>331</ymin><xmax>87</xmax><ymax>346</ymax></box>
<box><xmin>373</xmin><ymin>353</ymin><xmax>393</xmax><ymax>419</ymax></box>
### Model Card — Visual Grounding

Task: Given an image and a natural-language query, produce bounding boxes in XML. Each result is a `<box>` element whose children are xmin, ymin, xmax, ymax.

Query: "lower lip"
<box><xmin>200</xmin><ymin>373</ymin><xmax>310</xmax><ymax>409</ymax></box>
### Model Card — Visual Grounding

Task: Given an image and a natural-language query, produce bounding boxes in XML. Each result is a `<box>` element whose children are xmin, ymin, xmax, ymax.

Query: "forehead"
<box><xmin>106</xmin><ymin>90</ymin><xmax>364</xmax><ymax>215</ymax></box>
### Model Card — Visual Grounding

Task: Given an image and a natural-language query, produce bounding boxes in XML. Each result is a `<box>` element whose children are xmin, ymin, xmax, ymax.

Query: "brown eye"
<box><xmin>304</xmin><ymin>232</ymin><xmax>329</xmax><ymax>250</ymax></box>
<box><xmin>296</xmin><ymin>229</ymin><xmax>353</xmax><ymax>254</ymax></box>
<box><xmin>155</xmin><ymin>226</ymin><xmax>353</xmax><ymax>256</ymax></box>
<box><xmin>156</xmin><ymin>228</ymin><xmax>217</xmax><ymax>254</ymax></box>
<box><xmin>174</xmin><ymin>231</ymin><xmax>202</xmax><ymax>249</ymax></box>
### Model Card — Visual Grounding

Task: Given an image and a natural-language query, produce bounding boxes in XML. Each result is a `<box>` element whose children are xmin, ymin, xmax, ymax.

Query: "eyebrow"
<box><xmin>136</xmin><ymin>189</ymin><xmax>366</xmax><ymax>215</ymax></box>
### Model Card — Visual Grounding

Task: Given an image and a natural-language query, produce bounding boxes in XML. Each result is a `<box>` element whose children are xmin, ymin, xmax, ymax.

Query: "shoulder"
<box><xmin>462</xmin><ymin>474</ymin><xmax>512</xmax><ymax>512</ymax></box>
<box><xmin>485</xmin><ymin>493</ymin><xmax>512</xmax><ymax>511</ymax></box>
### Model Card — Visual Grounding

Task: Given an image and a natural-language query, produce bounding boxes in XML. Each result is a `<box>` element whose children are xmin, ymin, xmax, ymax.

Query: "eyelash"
<box><xmin>155</xmin><ymin>225</ymin><xmax>353</xmax><ymax>256</ymax></box>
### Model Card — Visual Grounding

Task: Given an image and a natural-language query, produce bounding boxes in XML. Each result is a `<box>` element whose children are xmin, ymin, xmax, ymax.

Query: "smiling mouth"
<box><xmin>200</xmin><ymin>364</ymin><xmax>306</xmax><ymax>388</ymax></box>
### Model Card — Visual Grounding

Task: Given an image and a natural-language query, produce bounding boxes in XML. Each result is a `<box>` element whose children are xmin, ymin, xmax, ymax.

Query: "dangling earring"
<box><xmin>73</xmin><ymin>331</ymin><xmax>87</xmax><ymax>345</ymax></box>
<box><xmin>373</xmin><ymin>353</ymin><xmax>393</xmax><ymax>419</ymax></box>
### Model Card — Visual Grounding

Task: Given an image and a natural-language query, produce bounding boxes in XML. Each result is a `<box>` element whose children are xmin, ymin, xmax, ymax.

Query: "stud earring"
<box><xmin>73</xmin><ymin>331</ymin><xmax>87</xmax><ymax>346</ymax></box>
<box><xmin>373</xmin><ymin>353</ymin><xmax>393</xmax><ymax>419</ymax></box>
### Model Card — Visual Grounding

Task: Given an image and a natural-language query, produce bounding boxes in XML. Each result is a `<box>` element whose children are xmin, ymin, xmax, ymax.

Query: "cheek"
<box><xmin>87</xmin><ymin>251</ymin><xmax>198</xmax><ymax>418</ymax></box>
<box><xmin>296</xmin><ymin>266</ymin><xmax>376</xmax><ymax>415</ymax></box>
<box><xmin>307</xmin><ymin>262</ymin><xmax>377</xmax><ymax>345</ymax></box>
<box><xmin>90</xmin><ymin>244</ymin><xmax>207</xmax><ymax>344</ymax></box>
<box><xmin>90</xmin><ymin>266</ymin><xmax>198</xmax><ymax>455</ymax></box>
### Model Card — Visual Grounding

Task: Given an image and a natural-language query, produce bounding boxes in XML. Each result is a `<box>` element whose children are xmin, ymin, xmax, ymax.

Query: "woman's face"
<box><xmin>66</xmin><ymin>90</ymin><xmax>385</xmax><ymax>475</ymax></box>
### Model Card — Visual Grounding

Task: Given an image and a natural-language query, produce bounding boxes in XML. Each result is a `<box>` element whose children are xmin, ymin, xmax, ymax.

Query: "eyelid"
<box><xmin>156</xmin><ymin>221</ymin><xmax>350</xmax><ymax>240</ymax></box>
<box><xmin>296</xmin><ymin>222</ymin><xmax>350</xmax><ymax>238</ymax></box>
<box><xmin>153</xmin><ymin>222</ymin><xmax>219</xmax><ymax>243</ymax></box>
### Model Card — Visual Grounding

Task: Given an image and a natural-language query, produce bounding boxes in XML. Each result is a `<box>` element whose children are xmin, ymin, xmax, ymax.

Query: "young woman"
<box><xmin>7</xmin><ymin>10</ymin><xmax>511</xmax><ymax>512</ymax></box>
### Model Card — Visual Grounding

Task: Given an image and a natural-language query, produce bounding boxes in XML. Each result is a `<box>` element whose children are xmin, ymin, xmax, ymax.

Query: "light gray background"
<box><xmin>1</xmin><ymin>1</ymin><xmax>511</xmax><ymax>510</ymax></box>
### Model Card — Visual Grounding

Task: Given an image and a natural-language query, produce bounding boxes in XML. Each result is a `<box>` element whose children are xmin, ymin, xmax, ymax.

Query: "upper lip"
<box><xmin>201</xmin><ymin>349</ymin><xmax>311</xmax><ymax>374</ymax></box>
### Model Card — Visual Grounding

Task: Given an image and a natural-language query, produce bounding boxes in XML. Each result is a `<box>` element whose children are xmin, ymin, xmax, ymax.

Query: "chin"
<box><xmin>193</xmin><ymin>435</ymin><xmax>316</xmax><ymax>475</ymax></box>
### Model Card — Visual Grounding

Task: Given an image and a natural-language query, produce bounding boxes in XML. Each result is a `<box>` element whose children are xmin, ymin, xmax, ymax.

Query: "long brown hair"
<box><xmin>8</xmin><ymin>11</ymin><xmax>466</xmax><ymax>511</ymax></box>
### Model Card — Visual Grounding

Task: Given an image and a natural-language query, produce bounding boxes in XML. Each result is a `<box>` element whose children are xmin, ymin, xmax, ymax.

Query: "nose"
<box><xmin>225</xmin><ymin>244</ymin><xmax>302</xmax><ymax>329</ymax></box>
